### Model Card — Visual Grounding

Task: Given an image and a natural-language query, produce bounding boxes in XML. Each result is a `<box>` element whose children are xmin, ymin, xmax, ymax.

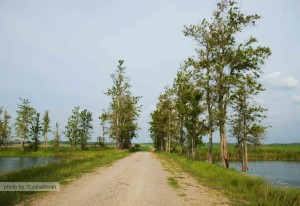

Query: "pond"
<box><xmin>229</xmin><ymin>161</ymin><xmax>300</xmax><ymax>188</ymax></box>
<box><xmin>0</xmin><ymin>157</ymin><xmax>60</xmax><ymax>174</ymax></box>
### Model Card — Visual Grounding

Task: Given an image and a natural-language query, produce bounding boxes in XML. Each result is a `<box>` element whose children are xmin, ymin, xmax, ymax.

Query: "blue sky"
<box><xmin>0</xmin><ymin>0</ymin><xmax>299</xmax><ymax>143</ymax></box>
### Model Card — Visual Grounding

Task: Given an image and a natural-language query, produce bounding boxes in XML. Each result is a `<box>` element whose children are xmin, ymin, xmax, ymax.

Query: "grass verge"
<box><xmin>0</xmin><ymin>149</ymin><xmax>130</xmax><ymax>205</ymax></box>
<box><xmin>157</xmin><ymin>151</ymin><xmax>300</xmax><ymax>206</ymax></box>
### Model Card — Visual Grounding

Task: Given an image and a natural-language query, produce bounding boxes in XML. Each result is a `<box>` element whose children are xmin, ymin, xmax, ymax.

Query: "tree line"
<box><xmin>0</xmin><ymin>60</ymin><xmax>141</xmax><ymax>151</ymax></box>
<box><xmin>149</xmin><ymin>0</ymin><xmax>271</xmax><ymax>171</ymax></box>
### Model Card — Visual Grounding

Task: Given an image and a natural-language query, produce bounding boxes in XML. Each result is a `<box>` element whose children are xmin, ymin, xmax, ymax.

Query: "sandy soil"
<box><xmin>17</xmin><ymin>152</ymin><xmax>229</xmax><ymax>206</ymax></box>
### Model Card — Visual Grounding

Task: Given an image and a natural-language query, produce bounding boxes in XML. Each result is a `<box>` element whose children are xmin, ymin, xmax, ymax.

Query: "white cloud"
<box><xmin>264</xmin><ymin>72</ymin><xmax>298</xmax><ymax>89</ymax></box>
<box><xmin>292</xmin><ymin>95</ymin><xmax>300</xmax><ymax>104</ymax></box>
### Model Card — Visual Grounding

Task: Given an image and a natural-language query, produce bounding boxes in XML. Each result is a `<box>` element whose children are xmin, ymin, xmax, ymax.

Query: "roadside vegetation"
<box><xmin>149</xmin><ymin>0</ymin><xmax>272</xmax><ymax>172</ymax></box>
<box><xmin>0</xmin><ymin>148</ymin><xmax>130</xmax><ymax>205</ymax></box>
<box><xmin>158</xmin><ymin>152</ymin><xmax>300</xmax><ymax>206</ymax></box>
<box><xmin>178</xmin><ymin>144</ymin><xmax>300</xmax><ymax>162</ymax></box>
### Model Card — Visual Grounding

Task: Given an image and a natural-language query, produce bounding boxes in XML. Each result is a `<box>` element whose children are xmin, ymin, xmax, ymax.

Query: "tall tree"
<box><xmin>183</xmin><ymin>20</ymin><xmax>217</xmax><ymax>163</ymax></box>
<box><xmin>173</xmin><ymin>68</ymin><xmax>206</xmax><ymax>158</ymax></box>
<box><xmin>149</xmin><ymin>106</ymin><xmax>166</xmax><ymax>151</ymax></box>
<box><xmin>173</xmin><ymin>69</ymin><xmax>187</xmax><ymax>154</ymax></box>
<box><xmin>149</xmin><ymin>87</ymin><xmax>177</xmax><ymax>153</ymax></box>
<box><xmin>183</xmin><ymin>0</ymin><xmax>271</xmax><ymax>168</ymax></box>
<box><xmin>230</xmin><ymin>74</ymin><xmax>267</xmax><ymax>172</ymax></box>
<box><xmin>15</xmin><ymin>98</ymin><xmax>36</xmax><ymax>151</ymax></box>
<box><xmin>0</xmin><ymin>108</ymin><xmax>12</xmax><ymax>150</ymax></box>
<box><xmin>65</xmin><ymin>106</ymin><xmax>80</xmax><ymax>150</ymax></box>
<box><xmin>42</xmin><ymin>110</ymin><xmax>51</xmax><ymax>150</ymax></box>
<box><xmin>79</xmin><ymin>109</ymin><xmax>93</xmax><ymax>150</ymax></box>
<box><xmin>105</xmin><ymin>60</ymin><xmax>141</xmax><ymax>149</ymax></box>
<box><xmin>30</xmin><ymin>113</ymin><xmax>42</xmax><ymax>151</ymax></box>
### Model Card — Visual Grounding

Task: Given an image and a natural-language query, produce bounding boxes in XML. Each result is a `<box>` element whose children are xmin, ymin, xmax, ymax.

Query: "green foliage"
<box><xmin>105</xmin><ymin>60</ymin><xmax>141</xmax><ymax>149</ymax></box>
<box><xmin>151</xmin><ymin>0</ymin><xmax>271</xmax><ymax>169</ymax></box>
<box><xmin>79</xmin><ymin>109</ymin><xmax>93</xmax><ymax>150</ymax></box>
<box><xmin>65</xmin><ymin>107</ymin><xmax>93</xmax><ymax>150</ymax></box>
<box><xmin>150</xmin><ymin>71</ymin><xmax>207</xmax><ymax>157</ymax></box>
<box><xmin>0</xmin><ymin>107</ymin><xmax>12</xmax><ymax>149</ymax></box>
<box><xmin>98</xmin><ymin>111</ymin><xmax>109</xmax><ymax>148</ymax></box>
<box><xmin>64</xmin><ymin>106</ymin><xmax>80</xmax><ymax>150</ymax></box>
<box><xmin>42</xmin><ymin>110</ymin><xmax>51</xmax><ymax>150</ymax></box>
<box><xmin>14</xmin><ymin>98</ymin><xmax>36</xmax><ymax>151</ymax></box>
<box><xmin>29</xmin><ymin>113</ymin><xmax>42</xmax><ymax>151</ymax></box>
<box><xmin>167</xmin><ymin>177</ymin><xmax>179</xmax><ymax>189</ymax></box>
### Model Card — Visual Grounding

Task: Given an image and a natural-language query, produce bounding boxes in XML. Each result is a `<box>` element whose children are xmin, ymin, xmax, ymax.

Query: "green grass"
<box><xmin>167</xmin><ymin>177</ymin><xmax>179</xmax><ymax>189</ymax></box>
<box><xmin>0</xmin><ymin>149</ymin><xmax>130</xmax><ymax>205</ymax></box>
<box><xmin>176</xmin><ymin>143</ymin><xmax>300</xmax><ymax>161</ymax></box>
<box><xmin>157</xmin><ymin>151</ymin><xmax>300</xmax><ymax>206</ymax></box>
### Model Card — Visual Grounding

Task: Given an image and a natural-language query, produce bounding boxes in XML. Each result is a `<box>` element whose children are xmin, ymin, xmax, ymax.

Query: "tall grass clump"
<box><xmin>158</xmin><ymin>152</ymin><xmax>300</xmax><ymax>206</ymax></box>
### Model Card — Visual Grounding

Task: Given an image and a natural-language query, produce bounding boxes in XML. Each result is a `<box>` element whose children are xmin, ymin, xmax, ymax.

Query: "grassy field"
<box><xmin>186</xmin><ymin>143</ymin><xmax>300</xmax><ymax>161</ymax></box>
<box><xmin>0</xmin><ymin>147</ymin><xmax>131</xmax><ymax>205</ymax></box>
<box><xmin>157</xmin><ymin>151</ymin><xmax>300</xmax><ymax>206</ymax></box>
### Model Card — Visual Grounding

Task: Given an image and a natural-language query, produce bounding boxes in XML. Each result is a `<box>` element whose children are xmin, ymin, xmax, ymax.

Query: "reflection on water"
<box><xmin>229</xmin><ymin>161</ymin><xmax>300</xmax><ymax>188</ymax></box>
<box><xmin>0</xmin><ymin>157</ymin><xmax>59</xmax><ymax>173</ymax></box>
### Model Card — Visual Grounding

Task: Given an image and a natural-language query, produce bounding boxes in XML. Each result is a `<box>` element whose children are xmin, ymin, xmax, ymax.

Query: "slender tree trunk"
<box><xmin>116</xmin><ymin>96</ymin><xmax>120</xmax><ymax>150</ymax></box>
<box><xmin>21</xmin><ymin>137</ymin><xmax>25</xmax><ymax>151</ymax></box>
<box><xmin>208</xmin><ymin>126</ymin><xmax>213</xmax><ymax>163</ymax></box>
<box><xmin>192</xmin><ymin>138</ymin><xmax>195</xmax><ymax>159</ymax></box>
<box><xmin>242</xmin><ymin>106</ymin><xmax>248</xmax><ymax>172</ymax></box>
<box><xmin>179</xmin><ymin>119</ymin><xmax>184</xmax><ymax>154</ymax></box>
<box><xmin>220</xmin><ymin>122</ymin><xmax>229</xmax><ymax>168</ymax></box>
<box><xmin>168</xmin><ymin>111</ymin><xmax>171</xmax><ymax>153</ymax></box>
<box><xmin>242</xmin><ymin>139</ymin><xmax>248</xmax><ymax>172</ymax></box>
<box><xmin>44</xmin><ymin>133</ymin><xmax>48</xmax><ymax>150</ymax></box>
<box><xmin>207</xmin><ymin>84</ymin><xmax>213</xmax><ymax>163</ymax></box>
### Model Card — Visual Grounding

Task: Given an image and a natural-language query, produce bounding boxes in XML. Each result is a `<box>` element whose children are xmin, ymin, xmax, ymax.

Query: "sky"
<box><xmin>0</xmin><ymin>0</ymin><xmax>299</xmax><ymax>144</ymax></box>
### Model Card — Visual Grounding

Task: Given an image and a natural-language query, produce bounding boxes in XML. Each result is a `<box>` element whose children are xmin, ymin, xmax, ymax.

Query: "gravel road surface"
<box><xmin>19</xmin><ymin>152</ymin><xmax>229</xmax><ymax>206</ymax></box>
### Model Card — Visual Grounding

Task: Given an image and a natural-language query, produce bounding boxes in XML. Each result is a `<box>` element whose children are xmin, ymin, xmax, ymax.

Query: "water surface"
<box><xmin>0</xmin><ymin>157</ymin><xmax>60</xmax><ymax>173</ymax></box>
<box><xmin>229</xmin><ymin>161</ymin><xmax>300</xmax><ymax>188</ymax></box>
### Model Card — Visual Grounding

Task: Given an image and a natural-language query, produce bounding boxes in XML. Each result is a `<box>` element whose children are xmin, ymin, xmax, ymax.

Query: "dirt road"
<box><xmin>19</xmin><ymin>152</ymin><xmax>229</xmax><ymax>206</ymax></box>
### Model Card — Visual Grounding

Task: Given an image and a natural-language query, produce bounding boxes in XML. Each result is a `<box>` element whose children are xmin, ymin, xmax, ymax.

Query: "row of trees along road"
<box><xmin>2</xmin><ymin>99</ymin><xmax>52</xmax><ymax>151</ymax></box>
<box><xmin>149</xmin><ymin>0</ymin><xmax>271</xmax><ymax>171</ymax></box>
<box><xmin>1</xmin><ymin>60</ymin><xmax>141</xmax><ymax>152</ymax></box>
<box><xmin>65</xmin><ymin>60</ymin><xmax>141</xmax><ymax>150</ymax></box>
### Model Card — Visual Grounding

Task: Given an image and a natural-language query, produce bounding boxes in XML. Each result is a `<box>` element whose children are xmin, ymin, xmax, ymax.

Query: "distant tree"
<box><xmin>149</xmin><ymin>105</ymin><xmax>166</xmax><ymax>151</ymax></box>
<box><xmin>65</xmin><ymin>107</ymin><xmax>80</xmax><ymax>150</ymax></box>
<box><xmin>99</xmin><ymin>111</ymin><xmax>109</xmax><ymax>148</ymax></box>
<box><xmin>149</xmin><ymin>86</ymin><xmax>177</xmax><ymax>153</ymax></box>
<box><xmin>30</xmin><ymin>113</ymin><xmax>42</xmax><ymax>151</ymax></box>
<box><xmin>0</xmin><ymin>107</ymin><xmax>12</xmax><ymax>150</ymax></box>
<box><xmin>173</xmin><ymin>69</ymin><xmax>187</xmax><ymax>154</ymax></box>
<box><xmin>119</xmin><ymin>93</ymin><xmax>141</xmax><ymax>149</ymax></box>
<box><xmin>42</xmin><ymin>110</ymin><xmax>51</xmax><ymax>150</ymax></box>
<box><xmin>173</xmin><ymin>68</ymin><xmax>206</xmax><ymax>158</ymax></box>
<box><xmin>105</xmin><ymin>60</ymin><xmax>141</xmax><ymax>149</ymax></box>
<box><xmin>53</xmin><ymin>123</ymin><xmax>60</xmax><ymax>153</ymax></box>
<box><xmin>15</xmin><ymin>98</ymin><xmax>36</xmax><ymax>151</ymax></box>
<box><xmin>79</xmin><ymin>109</ymin><xmax>93</xmax><ymax>150</ymax></box>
